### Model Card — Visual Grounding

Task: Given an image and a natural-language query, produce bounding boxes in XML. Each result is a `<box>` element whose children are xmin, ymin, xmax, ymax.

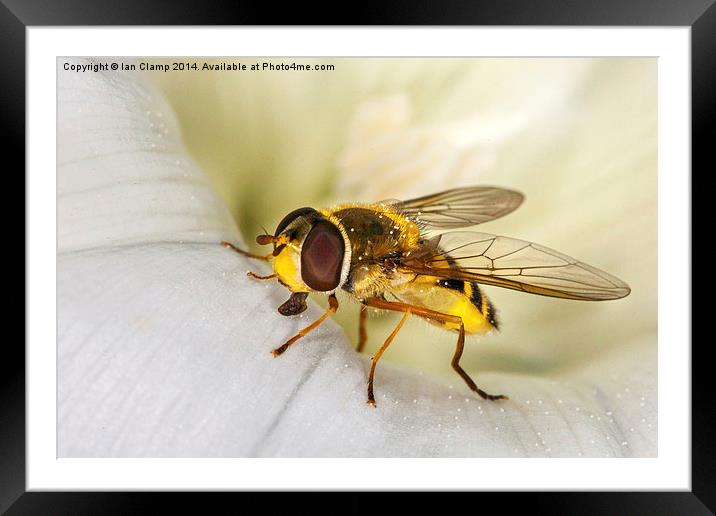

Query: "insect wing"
<box><xmin>402</xmin><ymin>231</ymin><xmax>631</xmax><ymax>301</ymax></box>
<box><xmin>385</xmin><ymin>186</ymin><xmax>524</xmax><ymax>229</ymax></box>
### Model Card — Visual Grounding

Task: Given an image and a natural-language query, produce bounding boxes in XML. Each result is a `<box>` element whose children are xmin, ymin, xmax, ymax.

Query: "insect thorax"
<box><xmin>320</xmin><ymin>204</ymin><xmax>421</xmax><ymax>298</ymax></box>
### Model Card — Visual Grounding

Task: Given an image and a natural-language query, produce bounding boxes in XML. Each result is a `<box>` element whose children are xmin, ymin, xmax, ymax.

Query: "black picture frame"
<box><xmin>6</xmin><ymin>0</ymin><xmax>710</xmax><ymax>512</ymax></box>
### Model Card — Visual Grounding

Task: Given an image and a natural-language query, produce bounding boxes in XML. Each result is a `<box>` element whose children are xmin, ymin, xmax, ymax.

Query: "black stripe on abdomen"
<box><xmin>438</xmin><ymin>278</ymin><xmax>465</xmax><ymax>293</ymax></box>
<box><xmin>470</xmin><ymin>282</ymin><xmax>499</xmax><ymax>330</ymax></box>
<box><xmin>485</xmin><ymin>297</ymin><xmax>499</xmax><ymax>330</ymax></box>
<box><xmin>469</xmin><ymin>282</ymin><xmax>482</xmax><ymax>310</ymax></box>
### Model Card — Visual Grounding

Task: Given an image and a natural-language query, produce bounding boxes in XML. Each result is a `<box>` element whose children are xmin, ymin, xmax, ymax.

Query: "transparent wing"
<box><xmin>384</xmin><ymin>186</ymin><xmax>524</xmax><ymax>229</ymax></box>
<box><xmin>401</xmin><ymin>231</ymin><xmax>631</xmax><ymax>301</ymax></box>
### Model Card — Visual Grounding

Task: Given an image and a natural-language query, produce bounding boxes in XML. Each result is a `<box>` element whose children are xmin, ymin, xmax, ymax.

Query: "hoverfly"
<box><xmin>222</xmin><ymin>186</ymin><xmax>630</xmax><ymax>406</ymax></box>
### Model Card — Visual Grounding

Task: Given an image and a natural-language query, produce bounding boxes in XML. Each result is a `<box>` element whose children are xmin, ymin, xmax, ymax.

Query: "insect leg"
<box><xmin>357</xmin><ymin>305</ymin><xmax>368</xmax><ymax>353</ymax></box>
<box><xmin>367</xmin><ymin>309</ymin><xmax>410</xmax><ymax>407</ymax></box>
<box><xmin>271</xmin><ymin>294</ymin><xmax>339</xmax><ymax>357</ymax></box>
<box><xmin>247</xmin><ymin>271</ymin><xmax>277</xmax><ymax>280</ymax></box>
<box><xmin>451</xmin><ymin>322</ymin><xmax>508</xmax><ymax>401</ymax></box>
<box><xmin>362</xmin><ymin>297</ymin><xmax>508</xmax><ymax>402</ymax></box>
<box><xmin>363</xmin><ymin>297</ymin><xmax>462</xmax><ymax>325</ymax></box>
<box><xmin>221</xmin><ymin>240</ymin><xmax>273</xmax><ymax>261</ymax></box>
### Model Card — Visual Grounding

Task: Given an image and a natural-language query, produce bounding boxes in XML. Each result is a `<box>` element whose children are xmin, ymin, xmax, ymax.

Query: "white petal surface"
<box><xmin>58</xmin><ymin>58</ymin><xmax>656</xmax><ymax>457</ymax></box>
<box><xmin>58</xmin><ymin>58</ymin><xmax>236</xmax><ymax>252</ymax></box>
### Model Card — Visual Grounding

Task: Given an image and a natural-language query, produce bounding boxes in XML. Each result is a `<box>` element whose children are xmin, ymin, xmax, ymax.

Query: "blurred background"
<box><xmin>146</xmin><ymin>58</ymin><xmax>656</xmax><ymax>381</ymax></box>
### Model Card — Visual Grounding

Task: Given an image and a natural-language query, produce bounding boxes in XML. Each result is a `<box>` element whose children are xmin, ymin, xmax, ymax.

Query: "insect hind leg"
<box><xmin>451</xmin><ymin>322</ymin><xmax>508</xmax><ymax>401</ymax></box>
<box><xmin>362</xmin><ymin>297</ymin><xmax>507</xmax><ymax>403</ymax></box>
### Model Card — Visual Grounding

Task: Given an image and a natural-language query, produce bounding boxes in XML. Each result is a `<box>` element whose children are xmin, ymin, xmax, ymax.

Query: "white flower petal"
<box><xmin>57</xmin><ymin>58</ymin><xmax>655</xmax><ymax>458</ymax></box>
<box><xmin>58</xmin><ymin>59</ymin><xmax>237</xmax><ymax>252</ymax></box>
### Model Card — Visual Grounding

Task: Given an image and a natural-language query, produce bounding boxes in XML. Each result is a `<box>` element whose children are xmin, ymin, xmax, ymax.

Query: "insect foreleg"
<box><xmin>247</xmin><ymin>271</ymin><xmax>278</xmax><ymax>280</ymax></box>
<box><xmin>221</xmin><ymin>240</ymin><xmax>273</xmax><ymax>261</ymax></box>
<box><xmin>271</xmin><ymin>294</ymin><xmax>339</xmax><ymax>357</ymax></box>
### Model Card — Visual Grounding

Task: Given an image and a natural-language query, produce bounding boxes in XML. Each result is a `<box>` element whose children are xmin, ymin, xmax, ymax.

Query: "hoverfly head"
<box><xmin>259</xmin><ymin>207</ymin><xmax>349</xmax><ymax>293</ymax></box>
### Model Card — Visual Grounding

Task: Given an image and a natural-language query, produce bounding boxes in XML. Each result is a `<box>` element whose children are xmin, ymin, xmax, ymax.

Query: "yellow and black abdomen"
<box><xmin>392</xmin><ymin>277</ymin><xmax>499</xmax><ymax>335</ymax></box>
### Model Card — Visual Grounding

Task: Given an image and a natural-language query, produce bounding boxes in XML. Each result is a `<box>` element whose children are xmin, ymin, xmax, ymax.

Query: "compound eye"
<box><xmin>274</xmin><ymin>207</ymin><xmax>318</xmax><ymax>236</ymax></box>
<box><xmin>301</xmin><ymin>221</ymin><xmax>345</xmax><ymax>292</ymax></box>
